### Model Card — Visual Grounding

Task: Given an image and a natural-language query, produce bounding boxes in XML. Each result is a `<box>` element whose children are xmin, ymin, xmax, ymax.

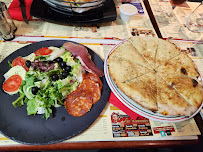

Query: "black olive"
<box><xmin>48</xmin><ymin>60</ymin><xmax>54</xmax><ymax>64</ymax></box>
<box><xmin>32</xmin><ymin>87</ymin><xmax>39</xmax><ymax>95</ymax></box>
<box><xmin>60</xmin><ymin>62</ymin><xmax>67</xmax><ymax>69</ymax></box>
<box><xmin>54</xmin><ymin>57</ymin><xmax>63</xmax><ymax>63</ymax></box>
<box><xmin>51</xmin><ymin>74</ymin><xmax>59</xmax><ymax>81</ymax></box>
<box><xmin>25</xmin><ymin>60</ymin><xmax>31</xmax><ymax>68</ymax></box>
<box><xmin>64</xmin><ymin>65</ymin><xmax>71</xmax><ymax>72</ymax></box>
<box><xmin>62</xmin><ymin>71</ymin><xmax>69</xmax><ymax>79</ymax></box>
<box><xmin>43</xmin><ymin>61</ymin><xmax>47</xmax><ymax>64</ymax></box>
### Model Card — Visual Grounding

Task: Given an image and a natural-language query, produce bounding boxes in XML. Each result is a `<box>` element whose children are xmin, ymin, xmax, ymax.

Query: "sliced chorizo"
<box><xmin>65</xmin><ymin>90</ymin><xmax>93</xmax><ymax>117</ymax></box>
<box><xmin>64</xmin><ymin>72</ymin><xmax>103</xmax><ymax>117</ymax></box>
<box><xmin>83</xmin><ymin>73</ymin><xmax>103</xmax><ymax>90</ymax></box>
<box><xmin>79</xmin><ymin>78</ymin><xmax>101</xmax><ymax>104</ymax></box>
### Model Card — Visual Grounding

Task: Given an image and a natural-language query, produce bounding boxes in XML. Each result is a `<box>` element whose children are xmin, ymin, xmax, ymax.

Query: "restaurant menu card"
<box><xmin>111</xmin><ymin>111</ymin><xmax>153</xmax><ymax>137</ymax></box>
<box><xmin>0</xmin><ymin>41</ymin><xmax>202</xmax><ymax>145</ymax></box>
<box><xmin>108</xmin><ymin>105</ymin><xmax>200</xmax><ymax>138</ymax></box>
<box><xmin>148</xmin><ymin>0</ymin><xmax>203</xmax><ymax>40</ymax></box>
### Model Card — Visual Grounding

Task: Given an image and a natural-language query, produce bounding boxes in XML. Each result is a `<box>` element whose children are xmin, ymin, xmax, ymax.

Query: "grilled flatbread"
<box><xmin>108</xmin><ymin>59</ymin><xmax>152</xmax><ymax>83</ymax></box>
<box><xmin>156</xmin><ymin>75</ymin><xmax>197</xmax><ymax>116</ymax></box>
<box><xmin>160</xmin><ymin>73</ymin><xmax>203</xmax><ymax>109</ymax></box>
<box><xmin>129</xmin><ymin>37</ymin><xmax>158</xmax><ymax>68</ymax></box>
<box><xmin>108</xmin><ymin>37</ymin><xmax>202</xmax><ymax>117</ymax></box>
<box><xmin>156</xmin><ymin>39</ymin><xmax>180</xmax><ymax>67</ymax></box>
<box><xmin>114</xmin><ymin>71</ymin><xmax>157</xmax><ymax>112</ymax></box>
<box><xmin>156</xmin><ymin>52</ymin><xmax>199</xmax><ymax>79</ymax></box>
<box><xmin>109</xmin><ymin>40</ymin><xmax>153</xmax><ymax>69</ymax></box>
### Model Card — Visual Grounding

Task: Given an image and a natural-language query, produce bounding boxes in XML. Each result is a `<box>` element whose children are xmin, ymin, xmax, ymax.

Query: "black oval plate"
<box><xmin>0</xmin><ymin>40</ymin><xmax>110</xmax><ymax>145</ymax></box>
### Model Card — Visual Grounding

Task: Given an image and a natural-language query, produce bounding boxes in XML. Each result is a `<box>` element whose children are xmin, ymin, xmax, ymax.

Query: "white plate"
<box><xmin>104</xmin><ymin>41</ymin><xmax>203</xmax><ymax>122</ymax></box>
<box><xmin>44</xmin><ymin>0</ymin><xmax>104</xmax><ymax>13</ymax></box>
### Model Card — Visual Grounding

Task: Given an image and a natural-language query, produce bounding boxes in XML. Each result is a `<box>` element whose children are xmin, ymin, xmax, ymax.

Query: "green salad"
<box><xmin>7</xmin><ymin>46</ymin><xmax>83</xmax><ymax>119</ymax></box>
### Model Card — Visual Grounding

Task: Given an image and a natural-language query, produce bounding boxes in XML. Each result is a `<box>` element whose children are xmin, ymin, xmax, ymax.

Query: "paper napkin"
<box><xmin>8</xmin><ymin>0</ymin><xmax>33</xmax><ymax>21</ymax></box>
<box><xmin>108</xmin><ymin>91</ymin><xmax>145</xmax><ymax>120</ymax></box>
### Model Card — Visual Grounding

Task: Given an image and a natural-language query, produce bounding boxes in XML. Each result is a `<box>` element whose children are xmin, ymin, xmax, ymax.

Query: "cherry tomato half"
<box><xmin>34</xmin><ymin>47</ymin><xmax>52</xmax><ymax>56</ymax></box>
<box><xmin>3</xmin><ymin>75</ymin><xmax>22</xmax><ymax>92</ymax></box>
<box><xmin>12</xmin><ymin>56</ymin><xmax>29</xmax><ymax>71</ymax></box>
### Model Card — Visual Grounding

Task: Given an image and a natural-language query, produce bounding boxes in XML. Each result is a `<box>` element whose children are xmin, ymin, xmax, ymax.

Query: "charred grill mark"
<box><xmin>165</xmin><ymin>61</ymin><xmax>169</xmax><ymax>66</ymax></box>
<box><xmin>192</xmin><ymin>79</ymin><xmax>198</xmax><ymax>87</ymax></box>
<box><xmin>181</xmin><ymin>68</ymin><xmax>187</xmax><ymax>75</ymax></box>
<box><xmin>167</xmin><ymin>85</ymin><xmax>173</xmax><ymax>90</ymax></box>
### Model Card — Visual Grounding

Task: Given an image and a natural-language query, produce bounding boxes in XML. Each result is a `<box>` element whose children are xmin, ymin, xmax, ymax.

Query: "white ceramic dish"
<box><xmin>104</xmin><ymin>40</ymin><xmax>203</xmax><ymax>122</ymax></box>
<box><xmin>44</xmin><ymin>0</ymin><xmax>104</xmax><ymax>13</ymax></box>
